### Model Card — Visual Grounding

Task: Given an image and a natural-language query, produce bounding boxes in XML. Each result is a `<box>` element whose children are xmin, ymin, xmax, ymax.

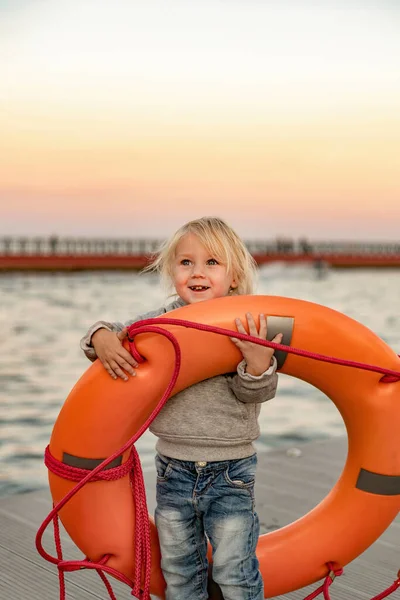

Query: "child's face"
<box><xmin>172</xmin><ymin>233</ymin><xmax>237</xmax><ymax>304</ymax></box>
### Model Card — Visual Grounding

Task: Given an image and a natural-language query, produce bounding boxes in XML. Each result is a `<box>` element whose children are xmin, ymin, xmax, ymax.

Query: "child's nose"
<box><xmin>192</xmin><ymin>263</ymin><xmax>205</xmax><ymax>276</ymax></box>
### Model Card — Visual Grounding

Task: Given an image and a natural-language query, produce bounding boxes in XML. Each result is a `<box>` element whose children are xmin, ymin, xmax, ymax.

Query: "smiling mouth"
<box><xmin>189</xmin><ymin>286</ymin><xmax>210</xmax><ymax>291</ymax></box>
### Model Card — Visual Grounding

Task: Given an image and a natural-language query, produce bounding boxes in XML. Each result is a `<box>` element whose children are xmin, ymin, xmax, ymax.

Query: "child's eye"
<box><xmin>207</xmin><ymin>258</ymin><xmax>219</xmax><ymax>265</ymax></box>
<box><xmin>180</xmin><ymin>259</ymin><xmax>191</xmax><ymax>266</ymax></box>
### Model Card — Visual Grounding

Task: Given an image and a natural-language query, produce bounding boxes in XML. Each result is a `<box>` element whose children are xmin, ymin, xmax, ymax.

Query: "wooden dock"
<box><xmin>0</xmin><ymin>437</ymin><xmax>399</xmax><ymax>599</ymax></box>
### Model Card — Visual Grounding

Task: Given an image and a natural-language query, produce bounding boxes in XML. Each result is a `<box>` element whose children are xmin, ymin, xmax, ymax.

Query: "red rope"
<box><xmin>44</xmin><ymin>445</ymin><xmax>135</xmax><ymax>482</ymax></box>
<box><xmin>370</xmin><ymin>572</ymin><xmax>400</xmax><ymax>600</ymax></box>
<box><xmin>303</xmin><ymin>564</ymin><xmax>400</xmax><ymax>600</ymax></box>
<box><xmin>45</xmin><ymin>449</ymin><xmax>136</xmax><ymax>596</ymax></box>
<box><xmin>127</xmin><ymin>317</ymin><xmax>400</xmax><ymax>382</ymax></box>
<box><xmin>302</xmin><ymin>563</ymin><xmax>344</xmax><ymax>600</ymax></box>
<box><xmin>37</xmin><ymin>316</ymin><xmax>400</xmax><ymax>600</ymax></box>
<box><xmin>37</xmin><ymin>325</ymin><xmax>182</xmax><ymax>600</ymax></box>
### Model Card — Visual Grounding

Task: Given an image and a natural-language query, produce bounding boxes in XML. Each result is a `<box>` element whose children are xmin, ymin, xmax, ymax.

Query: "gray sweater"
<box><xmin>80</xmin><ymin>298</ymin><xmax>279</xmax><ymax>462</ymax></box>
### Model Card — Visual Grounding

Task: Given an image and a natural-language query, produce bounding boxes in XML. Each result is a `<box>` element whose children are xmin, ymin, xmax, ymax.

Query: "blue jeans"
<box><xmin>154</xmin><ymin>453</ymin><xmax>263</xmax><ymax>600</ymax></box>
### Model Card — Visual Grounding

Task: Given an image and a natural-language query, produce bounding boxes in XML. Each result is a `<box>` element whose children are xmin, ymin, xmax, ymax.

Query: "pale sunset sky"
<box><xmin>1</xmin><ymin>0</ymin><xmax>399</xmax><ymax>241</ymax></box>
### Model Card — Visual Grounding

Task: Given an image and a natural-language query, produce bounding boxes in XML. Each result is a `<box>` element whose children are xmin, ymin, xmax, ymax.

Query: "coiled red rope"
<box><xmin>37</xmin><ymin>317</ymin><xmax>400</xmax><ymax>600</ymax></box>
<box><xmin>36</xmin><ymin>325</ymin><xmax>182</xmax><ymax>600</ymax></box>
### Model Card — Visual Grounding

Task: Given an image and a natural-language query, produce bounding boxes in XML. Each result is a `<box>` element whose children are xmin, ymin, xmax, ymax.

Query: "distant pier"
<box><xmin>0</xmin><ymin>236</ymin><xmax>400</xmax><ymax>271</ymax></box>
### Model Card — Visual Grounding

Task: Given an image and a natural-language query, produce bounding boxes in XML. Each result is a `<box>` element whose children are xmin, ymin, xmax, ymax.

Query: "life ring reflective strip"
<box><xmin>356</xmin><ymin>469</ymin><xmax>400</xmax><ymax>495</ymax></box>
<box><xmin>42</xmin><ymin>295</ymin><xmax>400</xmax><ymax>598</ymax></box>
<box><xmin>62</xmin><ymin>453</ymin><xmax>123</xmax><ymax>470</ymax></box>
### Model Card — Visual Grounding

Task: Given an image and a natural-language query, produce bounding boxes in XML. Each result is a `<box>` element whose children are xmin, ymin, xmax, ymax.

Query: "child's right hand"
<box><xmin>91</xmin><ymin>327</ymin><xmax>139</xmax><ymax>381</ymax></box>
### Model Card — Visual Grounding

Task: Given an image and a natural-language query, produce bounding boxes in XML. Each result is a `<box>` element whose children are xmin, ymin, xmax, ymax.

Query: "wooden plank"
<box><xmin>0</xmin><ymin>437</ymin><xmax>398</xmax><ymax>599</ymax></box>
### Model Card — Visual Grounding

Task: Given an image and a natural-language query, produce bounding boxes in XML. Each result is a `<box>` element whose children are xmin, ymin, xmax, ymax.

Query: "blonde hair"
<box><xmin>143</xmin><ymin>216</ymin><xmax>258</xmax><ymax>295</ymax></box>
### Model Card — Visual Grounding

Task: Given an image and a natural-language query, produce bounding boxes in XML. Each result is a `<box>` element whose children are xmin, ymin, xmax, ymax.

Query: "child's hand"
<box><xmin>91</xmin><ymin>327</ymin><xmax>139</xmax><ymax>381</ymax></box>
<box><xmin>231</xmin><ymin>313</ymin><xmax>283</xmax><ymax>376</ymax></box>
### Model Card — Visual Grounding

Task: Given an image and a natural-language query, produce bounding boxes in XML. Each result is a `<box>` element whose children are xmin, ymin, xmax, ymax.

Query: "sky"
<box><xmin>1</xmin><ymin>0</ymin><xmax>399</xmax><ymax>241</ymax></box>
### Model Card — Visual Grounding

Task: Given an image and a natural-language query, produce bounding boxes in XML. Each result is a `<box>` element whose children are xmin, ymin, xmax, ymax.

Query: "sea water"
<box><xmin>0</xmin><ymin>265</ymin><xmax>399</xmax><ymax>497</ymax></box>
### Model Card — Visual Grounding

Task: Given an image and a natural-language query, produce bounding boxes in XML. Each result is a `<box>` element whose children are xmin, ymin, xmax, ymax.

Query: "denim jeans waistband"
<box><xmin>156</xmin><ymin>452</ymin><xmax>257</xmax><ymax>474</ymax></box>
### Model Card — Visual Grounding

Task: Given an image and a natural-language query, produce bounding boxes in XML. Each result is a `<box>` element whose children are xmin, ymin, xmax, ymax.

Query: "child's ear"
<box><xmin>230</xmin><ymin>278</ymin><xmax>238</xmax><ymax>292</ymax></box>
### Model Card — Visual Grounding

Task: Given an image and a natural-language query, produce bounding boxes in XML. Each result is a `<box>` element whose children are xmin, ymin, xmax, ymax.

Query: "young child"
<box><xmin>80</xmin><ymin>216</ymin><xmax>283</xmax><ymax>600</ymax></box>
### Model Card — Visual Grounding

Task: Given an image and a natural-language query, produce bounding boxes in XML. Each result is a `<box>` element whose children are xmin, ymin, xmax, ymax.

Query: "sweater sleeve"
<box><xmin>227</xmin><ymin>356</ymin><xmax>278</xmax><ymax>404</ymax></box>
<box><xmin>79</xmin><ymin>307</ymin><xmax>168</xmax><ymax>362</ymax></box>
<box><xmin>79</xmin><ymin>320</ymin><xmax>127</xmax><ymax>362</ymax></box>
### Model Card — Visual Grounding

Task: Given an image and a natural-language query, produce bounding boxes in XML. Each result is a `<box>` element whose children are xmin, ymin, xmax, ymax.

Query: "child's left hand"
<box><xmin>231</xmin><ymin>313</ymin><xmax>283</xmax><ymax>376</ymax></box>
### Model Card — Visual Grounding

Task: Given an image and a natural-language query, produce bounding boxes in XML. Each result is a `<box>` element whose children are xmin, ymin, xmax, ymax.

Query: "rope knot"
<box><xmin>327</xmin><ymin>561</ymin><xmax>344</xmax><ymax>581</ymax></box>
<box><xmin>57</xmin><ymin>561</ymin><xmax>84</xmax><ymax>573</ymax></box>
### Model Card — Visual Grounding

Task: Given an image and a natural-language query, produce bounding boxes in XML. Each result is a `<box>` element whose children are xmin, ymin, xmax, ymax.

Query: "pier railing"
<box><xmin>0</xmin><ymin>237</ymin><xmax>163</xmax><ymax>256</ymax></box>
<box><xmin>0</xmin><ymin>236</ymin><xmax>399</xmax><ymax>257</ymax></box>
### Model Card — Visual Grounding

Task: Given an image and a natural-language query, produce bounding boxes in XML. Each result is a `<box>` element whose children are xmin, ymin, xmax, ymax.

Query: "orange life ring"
<box><xmin>47</xmin><ymin>295</ymin><xmax>400</xmax><ymax>598</ymax></box>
